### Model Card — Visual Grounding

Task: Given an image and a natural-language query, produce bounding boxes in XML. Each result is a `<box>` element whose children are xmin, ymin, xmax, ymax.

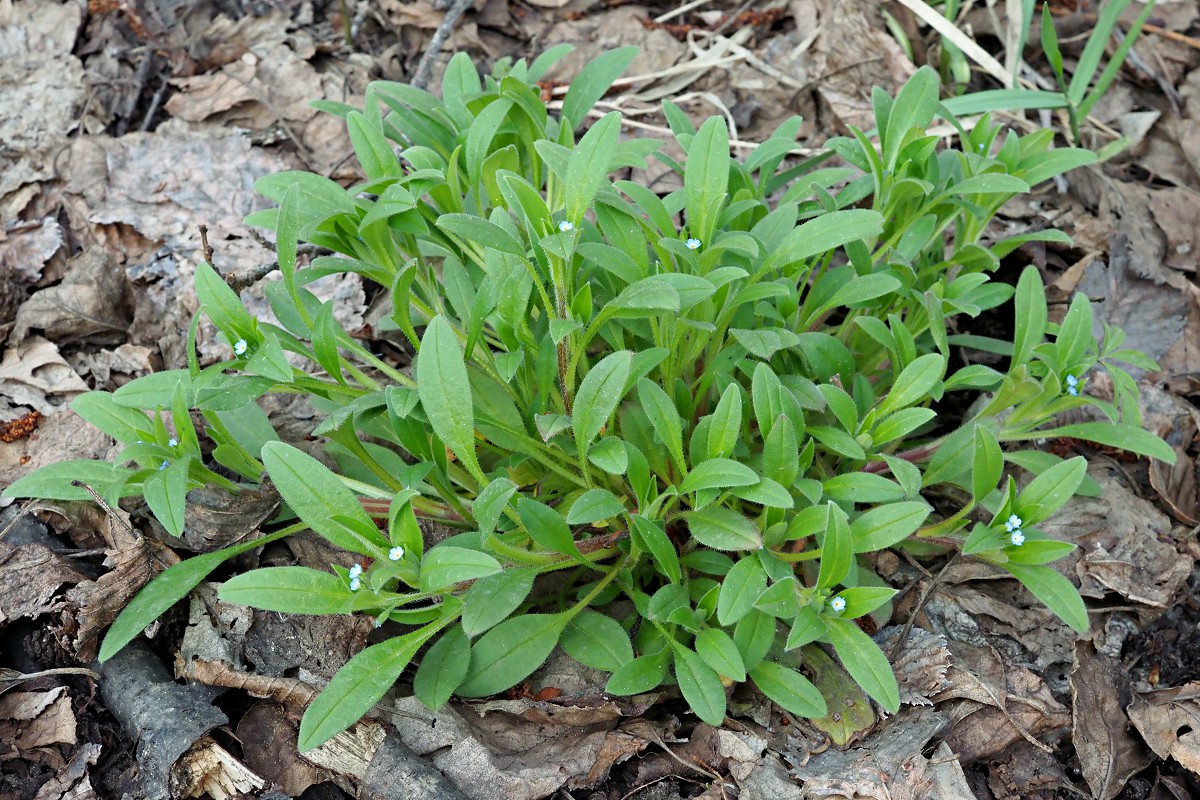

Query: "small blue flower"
<box><xmin>829</xmin><ymin>596</ymin><xmax>846</xmax><ymax>614</ymax></box>
<box><xmin>1010</xmin><ymin>530</ymin><xmax>1025</xmax><ymax>547</ymax></box>
<box><xmin>1004</xmin><ymin>514</ymin><xmax>1023</xmax><ymax>533</ymax></box>
<box><xmin>158</xmin><ymin>460</ymin><xmax>169</xmax><ymax>471</ymax></box>
<box><xmin>685</xmin><ymin>238</ymin><xmax>702</xmax><ymax>250</ymax></box>
<box><xmin>1065</xmin><ymin>373</ymin><xmax>1082</xmax><ymax>396</ymax></box>
<box><xmin>233</xmin><ymin>339</ymin><xmax>248</xmax><ymax>356</ymax></box>
<box><xmin>349</xmin><ymin>576</ymin><xmax>362</xmax><ymax>591</ymax></box>
<box><xmin>348</xmin><ymin>563</ymin><xmax>363</xmax><ymax>579</ymax></box>
<box><xmin>558</xmin><ymin>220</ymin><xmax>574</xmax><ymax>233</ymax></box>
<box><xmin>1067</xmin><ymin>385</ymin><xmax>1079</xmax><ymax>396</ymax></box>
<box><xmin>1066</xmin><ymin>374</ymin><xmax>1079</xmax><ymax>387</ymax></box>
<box><xmin>978</xmin><ymin>142</ymin><xmax>986</xmax><ymax>152</ymax></box>
<box><xmin>388</xmin><ymin>546</ymin><xmax>405</xmax><ymax>561</ymax></box>
<box><xmin>373</xmin><ymin>617</ymin><xmax>384</xmax><ymax>628</ymax></box>
<box><xmin>168</xmin><ymin>437</ymin><xmax>178</xmax><ymax>448</ymax></box>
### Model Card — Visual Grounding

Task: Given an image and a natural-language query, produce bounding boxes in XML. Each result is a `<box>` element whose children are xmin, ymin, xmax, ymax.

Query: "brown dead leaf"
<box><xmin>1140</xmin><ymin>384</ymin><xmax>1200</xmax><ymax>524</ymax></box>
<box><xmin>176</xmin><ymin>483</ymin><xmax>280</xmax><ymax>552</ymax></box>
<box><xmin>877</xmin><ymin>626</ymin><xmax>953</xmax><ymax>707</ymax></box>
<box><xmin>61</xmin><ymin>501</ymin><xmax>180</xmax><ymax>661</ymax></box>
<box><xmin>10</xmin><ymin>246</ymin><xmax>133</xmax><ymax>348</ymax></box>
<box><xmin>0</xmin><ymin>407</ymin><xmax>117</xmax><ymax>500</ymax></box>
<box><xmin>934</xmin><ymin>641</ymin><xmax>1070</xmax><ymax>765</ymax></box>
<box><xmin>1076</xmin><ymin>234</ymin><xmax>1189</xmax><ymax>381</ymax></box>
<box><xmin>1128</xmin><ymin>682</ymin><xmax>1200</xmax><ymax>776</ymax></box>
<box><xmin>1071</xmin><ymin>641</ymin><xmax>1152</xmax><ymax>800</ymax></box>
<box><xmin>985</xmin><ymin>745</ymin><xmax>1076</xmax><ymax>800</ymax></box>
<box><xmin>31</xmin><ymin>740</ymin><xmax>100</xmax><ymax>800</ymax></box>
<box><xmin>788</xmin><ymin>706</ymin><xmax>947</xmax><ymax>800</ymax></box>
<box><xmin>0</xmin><ymin>687</ymin><xmax>77</xmax><ymax>754</ymax></box>
<box><xmin>0</xmin><ymin>337</ymin><xmax>91</xmax><ymax>415</ymax></box>
<box><xmin>0</xmin><ymin>217</ymin><xmax>64</xmax><ymax>284</ymax></box>
<box><xmin>235</xmin><ymin>701</ymin><xmax>329</xmax><ymax>797</ymax></box>
<box><xmin>0</xmin><ymin>542</ymin><xmax>86</xmax><ymax>625</ymax></box>
<box><xmin>166</xmin><ymin>42</ymin><xmax>323</xmax><ymax>130</ymax></box>
<box><xmin>1056</xmin><ymin>467</ymin><xmax>1192</xmax><ymax>609</ymax></box>
<box><xmin>805</xmin><ymin>0</ymin><xmax>917</xmax><ymax>134</ymax></box>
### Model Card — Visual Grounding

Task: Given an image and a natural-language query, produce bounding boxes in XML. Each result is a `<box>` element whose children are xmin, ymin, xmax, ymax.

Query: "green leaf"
<box><xmin>1025</xmin><ymin>422</ymin><xmax>1175</xmax><ymax>465</ymax></box>
<box><xmin>630</xmin><ymin>514</ymin><xmax>681</xmax><ymax>584</ymax></box>
<box><xmin>850</xmin><ymin>502</ymin><xmax>930</xmax><ymax>552</ymax></box>
<box><xmin>636</xmin><ymin>378</ymin><xmax>686</xmax><ymax>474</ymax></box>
<box><xmin>685</xmin><ymin>508</ymin><xmax>762</xmax><ymax>551</ymax></box>
<box><xmin>194</xmin><ymin>261</ymin><xmax>255</xmax><ymax>339</ymax></box>
<box><xmin>972</xmin><ymin>424</ymin><xmax>1004</xmax><ymax>503</ymax></box>
<box><xmin>1016</xmin><ymin>455</ymin><xmax>1086</xmax><ymax>524</ymax></box>
<box><xmin>100</xmin><ymin>528</ymin><xmax>291</xmax><ymax>661</ymax></box>
<box><xmin>2</xmin><ymin>461</ymin><xmax>138</xmax><ymax>502</ymax></box>
<box><xmin>695</xmin><ymin>627</ymin><xmax>746</xmax><ymax>682</ymax></box>
<box><xmin>836</xmin><ymin>587</ymin><xmax>897</xmax><ymax>619</ymax></box>
<box><xmin>298</xmin><ymin>624</ymin><xmax>440</xmax><ymax>751</ymax></box>
<box><xmin>733</xmin><ymin>610</ymin><xmax>776</xmax><ymax>671</ymax></box>
<box><xmin>472</xmin><ymin>477</ymin><xmax>517</xmax><ymax>536</ymax></box>
<box><xmin>877</xmin><ymin>353</ymin><xmax>944</xmax><ymax>417</ymax></box>
<box><xmin>822</xmin><ymin>473</ymin><xmax>905</xmax><ymax>503</ymax></box>
<box><xmin>560</xmin><ymin>47</ymin><xmax>637</xmax><ymax>130</ymax></box>
<box><xmin>680</xmin><ymin>458</ymin><xmax>759</xmax><ymax>494</ymax></box>
<box><xmin>786</xmin><ymin>606</ymin><xmax>827</xmax><ymax>650</ymax></box>
<box><xmin>420</xmin><ymin>546</ymin><xmax>502</xmax><ymax>592</ymax></box>
<box><xmin>113</xmin><ymin>370</ymin><xmax>194</xmax><ymax>409</ymax></box>
<box><xmin>871</xmin><ymin>407</ymin><xmax>936</xmax><ymax>446</ymax></box>
<box><xmin>562</xmin><ymin>610</ymin><xmax>634</xmax><ymax>672</ymax></box>
<box><xmin>673</xmin><ymin>646</ymin><xmax>727</xmax><ymax>726</ymax></box>
<box><xmin>749</xmin><ymin>661</ymin><xmax>827</xmax><ymax>718</ymax></box>
<box><xmin>262</xmin><ymin>442</ymin><xmax>386</xmax><ymax>555</ymax></box>
<box><xmin>518</xmin><ymin>496</ymin><xmax>584</xmax><ymax>561</ymax></box>
<box><xmin>244</xmin><ymin>332</ymin><xmax>293</xmax><ymax>384</ymax></box>
<box><xmin>142</xmin><ymin>458</ymin><xmax>189</xmax><ymax>537</ymax></box>
<box><xmin>1010</xmin><ymin>266</ymin><xmax>1047</xmax><ymax>368</ymax></box>
<box><xmin>436</xmin><ymin>213</ymin><xmax>526</xmax><ymax>257</ymax></box>
<box><xmin>816</xmin><ymin>503</ymin><xmax>851</xmax><ymax>590</ymax></box>
<box><xmin>413</xmin><ymin>627</ymin><xmax>471</xmax><ymax>710</ymax></box>
<box><xmin>417</xmin><ymin>316</ymin><xmax>483</xmax><ymax>480</ymax></box>
<box><xmin>574</xmin><ymin>351</ymin><xmax>633</xmax><ymax>453</ymax></box>
<box><xmin>457</xmin><ymin>613</ymin><xmax>566</xmax><ymax>697</ymax></box>
<box><xmin>588</xmin><ymin>437</ymin><xmax>629</xmax><ymax>474</ymax></box>
<box><xmin>706</xmin><ymin>385</ymin><xmax>743</xmax><ymax>461</ymax></box>
<box><xmin>462</xmin><ymin>569</ymin><xmax>535</xmax><ymax>636</ymax></box>
<box><xmin>566</xmin><ymin>488</ymin><xmax>625</xmax><ymax>525</ymax></box>
<box><xmin>609</xmin><ymin>279</ymin><xmax>681</xmax><ymax>317</ymax></box>
<box><xmin>606</xmin><ymin>649</ymin><xmax>669</xmax><ymax>695</ymax></box>
<box><xmin>824</xmin><ymin>617</ymin><xmax>900</xmax><ymax>712</ymax></box>
<box><xmin>1003</xmin><ymin>562</ymin><xmax>1089</xmax><ymax>633</ymax></box>
<box><xmin>684</xmin><ymin>115</ymin><xmax>730</xmax><ymax>243</ymax></box>
<box><xmin>716</xmin><ymin>556</ymin><xmax>768</xmax><ymax>626</ymax></box>
<box><xmin>219</xmin><ymin>566</ymin><xmax>350</xmax><ymax>614</ymax></box>
<box><xmin>566</xmin><ymin>111</ymin><xmax>621</xmax><ymax>223</ymax></box>
<box><xmin>71</xmin><ymin>392</ymin><xmax>152</xmax><ymax>445</ymax></box>
<box><xmin>763</xmin><ymin>209</ymin><xmax>884</xmax><ymax>272</ymax></box>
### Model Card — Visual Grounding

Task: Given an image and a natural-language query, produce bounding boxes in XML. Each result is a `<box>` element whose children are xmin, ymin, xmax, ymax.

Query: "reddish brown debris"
<box><xmin>0</xmin><ymin>410</ymin><xmax>42</xmax><ymax>443</ymax></box>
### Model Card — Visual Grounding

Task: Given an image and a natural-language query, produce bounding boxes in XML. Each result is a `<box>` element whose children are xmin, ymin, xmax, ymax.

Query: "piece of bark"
<box><xmin>96</xmin><ymin>639</ymin><xmax>229</xmax><ymax>800</ymax></box>
<box><xmin>360</xmin><ymin>731</ymin><xmax>470</xmax><ymax>800</ymax></box>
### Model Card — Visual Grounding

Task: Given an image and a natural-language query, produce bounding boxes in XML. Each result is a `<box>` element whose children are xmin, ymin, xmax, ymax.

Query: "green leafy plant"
<box><xmin>6</xmin><ymin>47</ymin><xmax>1173</xmax><ymax>752</ymax></box>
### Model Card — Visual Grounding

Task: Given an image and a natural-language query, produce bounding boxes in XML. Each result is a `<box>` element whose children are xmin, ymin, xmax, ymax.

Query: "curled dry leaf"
<box><xmin>1127</xmin><ymin>682</ymin><xmax>1200</xmax><ymax>775</ymax></box>
<box><xmin>1071</xmin><ymin>641</ymin><xmax>1152</xmax><ymax>800</ymax></box>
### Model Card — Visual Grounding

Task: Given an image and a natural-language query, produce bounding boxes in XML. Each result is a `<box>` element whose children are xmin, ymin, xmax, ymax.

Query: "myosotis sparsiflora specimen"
<box><xmin>6</xmin><ymin>47</ymin><xmax>1174</xmax><ymax>752</ymax></box>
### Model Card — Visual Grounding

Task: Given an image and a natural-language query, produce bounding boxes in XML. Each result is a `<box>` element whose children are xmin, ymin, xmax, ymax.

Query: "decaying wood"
<box><xmin>97</xmin><ymin>639</ymin><xmax>245</xmax><ymax>800</ymax></box>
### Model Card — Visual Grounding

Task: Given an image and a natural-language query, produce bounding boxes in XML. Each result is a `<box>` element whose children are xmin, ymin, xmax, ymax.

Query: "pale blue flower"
<box><xmin>1010</xmin><ymin>530</ymin><xmax>1025</xmax><ymax>547</ymax></box>
<box><xmin>158</xmin><ymin>460</ymin><xmax>169</xmax><ymax>471</ymax></box>
<box><xmin>558</xmin><ymin>220</ymin><xmax>574</xmax><ymax>233</ymax></box>
<box><xmin>348</xmin><ymin>563</ymin><xmax>363</xmax><ymax>579</ymax></box>
<box><xmin>349</xmin><ymin>576</ymin><xmax>362</xmax><ymax>591</ymax></box>
<box><xmin>685</xmin><ymin>238</ymin><xmax>702</xmax><ymax>250</ymax></box>
<box><xmin>388</xmin><ymin>546</ymin><xmax>404</xmax><ymax>561</ymax></box>
<box><xmin>1004</xmin><ymin>514</ymin><xmax>1023</xmax><ymax>533</ymax></box>
<box><xmin>829</xmin><ymin>596</ymin><xmax>846</xmax><ymax>613</ymax></box>
<box><xmin>233</xmin><ymin>339</ymin><xmax>248</xmax><ymax>356</ymax></box>
<box><xmin>168</xmin><ymin>438</ymin><xmax>178</xmax><ymax>448</ymax></box>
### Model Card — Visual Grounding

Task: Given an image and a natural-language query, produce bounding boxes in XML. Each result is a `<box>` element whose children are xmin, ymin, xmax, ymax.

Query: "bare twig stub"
<box><xmin>410</xmin><ymin>0</ymin><xmax>476</xmax><ymax>91</ymax></box>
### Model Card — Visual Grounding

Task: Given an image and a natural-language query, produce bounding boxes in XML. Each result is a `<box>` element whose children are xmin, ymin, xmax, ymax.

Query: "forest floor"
<box><xmin>3</xmin><ymin>0</ymin><xmax>1200</xmax><ymax>798</ymax></box>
